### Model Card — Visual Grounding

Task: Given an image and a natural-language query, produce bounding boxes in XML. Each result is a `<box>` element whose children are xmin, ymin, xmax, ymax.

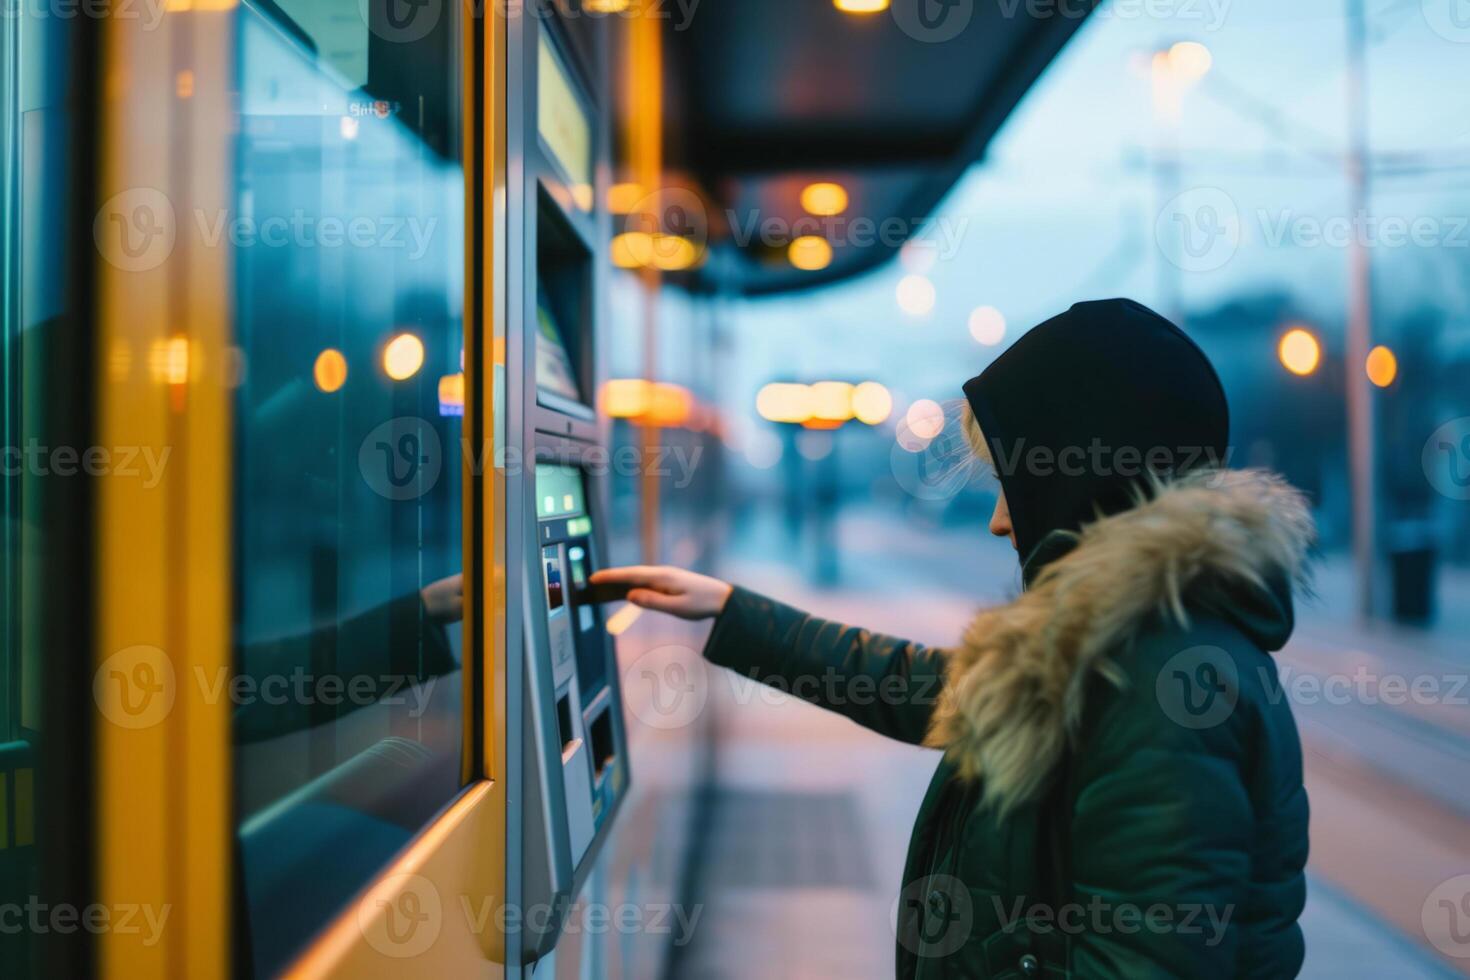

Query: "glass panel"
<box><xmin>228</xmin><ymin>2</ymin><xmax>465</xmax><ymax>975</ymax></box>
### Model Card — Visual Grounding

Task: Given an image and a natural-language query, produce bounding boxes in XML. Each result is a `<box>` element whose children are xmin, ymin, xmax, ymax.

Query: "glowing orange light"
<box><xmin>383</xmin><ymin>333</ymin><xmax>425</xmax><ymax>381</ymax></box>
<box><xmin>176</xmin><ymin>70</ymin><xmax>195</xmax><ymax>99</ymax></box>
<box><xmin>438</xmin><ymin>372</ymin><xmax>465</xmax><ymax>410</ymax></box>
<box><xmin>611</xmin><ymin>231</ymin><xmax>699</xmax><ymax>271</ymax></box>
<box><xmin>756</xmin><ymin>383</ymin><xmax>814</xmax><ymax>424</ymax></box>
<box><xmin>810</xmin><ymin>381</ymin><xmax>855</xmax><ymax>422</ymax></box>
<box><xmin>852</xmin><ymin>381</ymin><xmax>893</xmax><ymax>425</ymax></box>
<box><xmin>313</xmin><ymin>348</ymin><xmax>348</xmax><ymax>393</ymax></box>
<box><xmin>585</xmin><ymin>0</ymin><xmax>630</xmax><ymax>13</ymax></box>
<box><xmin>648</xmin><ymin>383</ymin><xmax>693</xmax><ymax>426</ymax></box>
<box><xmin>1278</xmin><ymin>328</ymin><xmax>1321</xmax><ymax>377</ymax></box>
<box><xmin>602</xmin><ymin>379</ymin><xmax>652</xmax><ymax>418</ymax></box>
<box><xmin>149</xmin><ymin>336</ymin><xmax>190</xmax><ymax>386</ymax></box>
<box><xmin>834</xmin><ymin>0</ymin><xmax>888</xmax><ymax>12</ymax></box>
<box><xmin>788</xmin><ymin>236</ymin><xmax>833</xmax><ymax>271</ymax></box>
<box><xmin>1366</xmin><ymin>345</ymin><xmax>1398</xmax><ymax>388</ymax></box>
<box><xmin>607</xmin><ymin>182</ymin><xmax>645</xmax><ymax>214</ymax></box>
<box><xmin>1167</xmin><ymin>41</ymin><xmax>1213</xmax><ymax>80</ymax></box>
<box><xmin>799</xmin><ymin>182</ymin><xmax>848</xmax><ymax>217</ymax></box>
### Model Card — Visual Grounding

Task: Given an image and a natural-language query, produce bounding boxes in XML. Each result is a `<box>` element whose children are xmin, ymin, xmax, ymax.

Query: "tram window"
<box><xmin>229</xmin><ymin>2</ymin><xmax>465</xmax><ymax>975</ymax></box>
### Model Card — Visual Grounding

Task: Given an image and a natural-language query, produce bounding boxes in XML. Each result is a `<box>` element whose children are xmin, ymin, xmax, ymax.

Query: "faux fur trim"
<box><xmin>924</xmin><ymin>468</ymin><xmax>1314</xmax><ymax>815</ymax></box>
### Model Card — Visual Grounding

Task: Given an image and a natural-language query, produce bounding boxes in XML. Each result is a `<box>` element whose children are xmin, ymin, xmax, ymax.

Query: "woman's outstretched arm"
<box><xmin>590</xmin><ymin>566</ymin><xmax>948</xmax><ymax>745</ymax></box>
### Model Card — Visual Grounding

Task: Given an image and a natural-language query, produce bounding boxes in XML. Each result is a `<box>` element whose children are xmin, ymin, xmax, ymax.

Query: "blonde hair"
<box><xmin>960</xmin><ymin>403</ymin><xmax>992</xmax><ymax>466</ymax></box>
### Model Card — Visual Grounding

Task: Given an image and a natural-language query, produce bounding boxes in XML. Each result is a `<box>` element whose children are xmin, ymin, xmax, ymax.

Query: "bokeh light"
<box><xmin>851</xmin><ymin>381</ymin><xmax>893</xmax><ymax>425</ymax></box>
<box><xmin>905</xmin><ymin>398</ymin><xmax>944</xmax><ymax>439</ymax></box>
<box><xmin>383</xmin><ymin>333</ymin><xmax>425</xmax><ymax>381</ymax></box>
<box><xmin>788</xmin><ymin>236</ymin><xmax>834</xmax><ymax>271</ymax></box>
<box><xmin>313</xmin><ymin>348</ymin><xmax>347</xmax><ymax>393</ymax></box>
<box><xmin>896</xmin><ymin>274</ymin><xmax>936</xmax><ymax>317</ymax></box>
<box><xmin>799</xmin><ymin>182</ymin><xmax>849</xmax><ymax>217</ymax></box>
<box><xmin>1366</xmin><ymin>345</ymin><xmax>1398</xmax><ymax>388</ymax></box>
<box><xmin>1278</xmin><ymin>328</ymin><xmax>1321</xmax><ymax>377</ymax></box>
<box><xmin>967</xmin><ymin>306</ymin><xmax>1007</xmax><ymax>346</ymax></box>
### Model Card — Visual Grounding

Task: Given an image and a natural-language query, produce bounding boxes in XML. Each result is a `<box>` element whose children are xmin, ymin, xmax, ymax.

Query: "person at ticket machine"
<box><xmin>591</xmin><ymin>299</ymin><xmax>1314</xmax><ymax>979</ymax></box>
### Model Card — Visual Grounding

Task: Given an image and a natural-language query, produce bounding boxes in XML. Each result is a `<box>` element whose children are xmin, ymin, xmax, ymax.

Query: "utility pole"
<box><xmin>1345</xmin><ymin>0</ymin><xmax>1377</xmax><ymax>620</ymax></box>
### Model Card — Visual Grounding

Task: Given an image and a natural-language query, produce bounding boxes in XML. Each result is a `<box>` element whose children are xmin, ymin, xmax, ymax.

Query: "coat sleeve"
<box><xmin>701</xmin><ymin>585</ymin><xmax>948</xmax><ymax>745</ymax></box>
<box><xmin>1064</xmin><ymin>663</ymin><xmax>1254</xmax><ymax>978</ymax></box>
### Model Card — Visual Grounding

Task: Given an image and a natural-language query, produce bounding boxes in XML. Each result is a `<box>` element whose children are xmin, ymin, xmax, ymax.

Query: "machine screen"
<box><xmin>536</xmin><ymin>285</ymin><xmax>582</xmax><ymax>404</ymax></box>
<box><xmin>536</xmin><ymin>463</ymin><xmax>587</xmax><ymax>520</ymax></box>
<box><xmin>543</xmin><ymin>546</ymin><xmax>564</xmax><ymax>612</ymax></box>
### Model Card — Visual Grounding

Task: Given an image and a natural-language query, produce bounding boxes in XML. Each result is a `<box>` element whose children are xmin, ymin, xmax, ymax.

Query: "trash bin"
<box><xmin>1387</xmin><ymin>520</ymin><xmax>1438</xmax><ymax>624</ymax></box>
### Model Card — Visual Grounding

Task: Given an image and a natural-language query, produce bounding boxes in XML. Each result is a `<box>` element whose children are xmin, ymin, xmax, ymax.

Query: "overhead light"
<box><xmin>834</xmin><ymin>0</ymin><xmax>889</xmax><ymax>12</ymax></box>
<box><xmin>1366</xmin><ymin>345</ymin><xmax>1398</xmax><ymax>388</ymax></box>
<box><xmin>809</xmin><ymin>381</ymin><xmax>855</xmax><ymax>422</ymax></box>
<box><xmin>851</xmin><ymin>381</ymin><xmax>892</xmax><ymax>425</ymax></box>
<box><xmin>313</xmin><ymin>348</ymin><xmax>347</xmax><ymax>393</ymax></box>
<box><xmin>756</xmin><ymin>383</ymin><xmax>814</xmax><ymax>424</ymax></box>
<box><xmin>1278</xmin><ymin>328</ymin><xmax>1321</xmax><ymax>377</ymax></box>
<box><xmin>383</xmin><ymin>332</ymin><xmax>425</xmax><ymax>381</ymax></box>
<box><xmin>800</xmin><ymin>182</ymin><xmax>848</xmax><ymax>217</ymax></box>
<box><xmin>968</xmin><ymin>306</ymin><xmax>1007</xmax><ymax>346</ymax></box>
<box><xmin>896</xmin><ymin>274</ymin><xmax>936</xmax><ymax>317</ymax></box>
<box><xmin>1167</xmin><ymin>41</ymin><xmax>1213</xmax><ymax>81</ymax></box>
<box><xmin>788</xmin><ymin>236</ymin><xmax>834</xmax><ymax>271</ymax></box>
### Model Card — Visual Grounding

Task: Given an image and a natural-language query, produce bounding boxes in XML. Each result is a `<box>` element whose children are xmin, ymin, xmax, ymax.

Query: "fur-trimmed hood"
<box><xmin>924</xmin><ymin>468</ymin><xmax>1314</xmax><ymax>815</ymax></box>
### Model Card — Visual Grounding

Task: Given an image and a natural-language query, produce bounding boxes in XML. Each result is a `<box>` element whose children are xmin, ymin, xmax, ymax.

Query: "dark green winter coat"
<box><xmin>702</xmin><ymin>469</ymin><xmax>1313</xmax><ymax>978</ymax></box>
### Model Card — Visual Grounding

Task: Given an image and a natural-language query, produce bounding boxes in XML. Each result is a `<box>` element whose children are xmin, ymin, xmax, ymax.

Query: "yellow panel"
<box><xmin>95</xmin><ymin>7</ymin><xmax>234</xmax><ymax>980</ymax></box>
<box><xmin>14</xmin><ymin>768</ymin><xmax>33</xmax><ymax>847</ymax></box>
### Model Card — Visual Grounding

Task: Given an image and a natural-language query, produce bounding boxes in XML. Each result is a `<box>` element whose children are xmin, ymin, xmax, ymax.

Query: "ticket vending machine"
<box><xmin>509</xmin><ymin>9</ymin><xmax>631</xmax><ymax>967</ymax></box>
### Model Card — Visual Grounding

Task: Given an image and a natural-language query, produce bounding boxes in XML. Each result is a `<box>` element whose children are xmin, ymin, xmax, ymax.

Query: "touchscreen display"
<box><xmin>536</xmin><ymin>285</ymin><xmax>581</xmax><ymax>403</ymax></box>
